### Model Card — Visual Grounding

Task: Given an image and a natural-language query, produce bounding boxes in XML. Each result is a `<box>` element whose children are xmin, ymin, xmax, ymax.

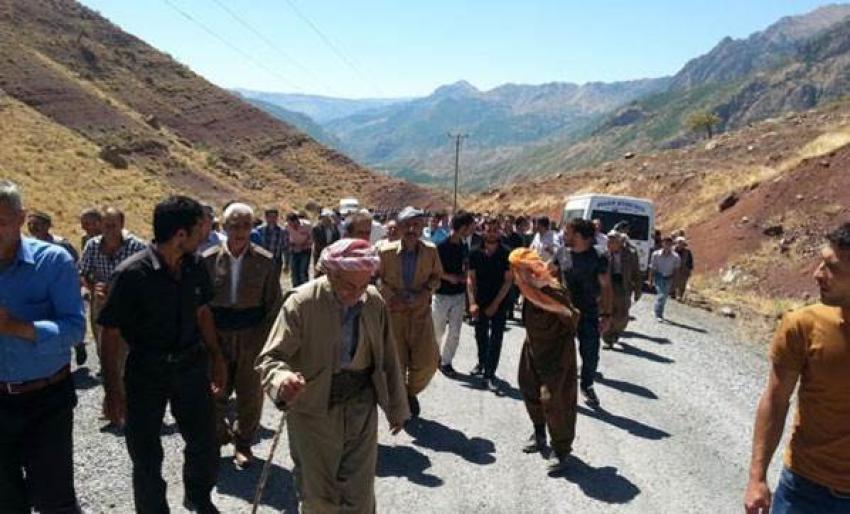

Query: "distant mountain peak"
<box><xmin>432</xmin><ymin>80</ymin><xmax>480</xmax><ymax>98</ymax></box>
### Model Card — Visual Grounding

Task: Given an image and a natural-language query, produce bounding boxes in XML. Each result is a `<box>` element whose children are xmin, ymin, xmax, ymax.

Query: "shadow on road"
<box><xmin>613</xmin><ymin>342</ymin><xmax>675</xmax><ymax>364</ymax></box>
<box><xmin>72</xmin><ymin>367</ymin><xmax>100</xmax><ymax>390</ymax></box>
<box><xmin>620</xmin><ymin>330</ymin><xmax>671</xmax><ymax>345</ymax></box>
<box><xmin>216</xmin><ymin>455</ymin><xmax>298</xmax><ymax>513</ymax></box>
<box><xmin>558</xmin><ymin>455</ymin><xmax>641</xmax><ymax>504</ymax></box>
<box><xmin>377</xmin><ymin>444</ymin><xmax>444</xmax><ymax>487</ymax></box>
<box><xmin>663</xmin><ymin>319</ymin><xmax>708</xmax><ymax>334</ymax></box>
<box><xmin>405</xmin><ymin>417</ymin><xmax>496</xmax><ymax>465</ymax></box>
<box><xmin>595</xmin><ymin>375</ymin><xmax>658</xmax><ymax>400</ymax></box>
<box><xmin>577</xmin><ymin>406</ymin><xmax>670</xmax><ymax>440</ymax></box>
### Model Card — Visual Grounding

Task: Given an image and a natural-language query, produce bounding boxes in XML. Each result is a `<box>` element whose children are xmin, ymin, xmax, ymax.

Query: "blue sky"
<box><xmin>79</xmin><ymin>0</ymin><xmax>833</xmax><ymax>98</ymax></box>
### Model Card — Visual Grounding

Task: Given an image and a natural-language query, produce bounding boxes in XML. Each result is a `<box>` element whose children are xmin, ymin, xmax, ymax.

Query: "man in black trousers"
<box><xmin>99</xmin><ymin>195</ymin><xmax>227</xmax><ymax>514</ymax></box>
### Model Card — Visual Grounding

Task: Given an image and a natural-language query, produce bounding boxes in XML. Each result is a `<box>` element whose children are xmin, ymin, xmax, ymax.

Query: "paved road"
<box><xmin>72</xmin><ymin>296</ymin><xmax>787</xmax><ymax>513</ymax></box>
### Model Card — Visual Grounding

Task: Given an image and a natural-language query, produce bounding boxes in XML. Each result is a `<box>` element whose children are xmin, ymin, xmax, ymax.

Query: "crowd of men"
<box><xmin>1</xmin><ymin>177</ymin><xmax>847</xmax><ymax>514</ymax></box>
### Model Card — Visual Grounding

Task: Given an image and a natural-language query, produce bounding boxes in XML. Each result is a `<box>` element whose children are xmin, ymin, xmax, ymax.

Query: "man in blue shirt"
<box><xmin>0</xmin><ymin>180</ymin><xmax>86</xmax><ymax>513</ymax></box>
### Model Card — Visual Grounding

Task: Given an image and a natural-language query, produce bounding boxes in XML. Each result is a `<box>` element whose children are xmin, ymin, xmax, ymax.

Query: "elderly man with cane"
<box><xmin>257</xmin><ymin>238</ymin><xmax>410</xmax><ymax>513</ymax></box>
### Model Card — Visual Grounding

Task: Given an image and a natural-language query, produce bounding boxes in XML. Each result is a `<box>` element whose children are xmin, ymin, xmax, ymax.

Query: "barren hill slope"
<box><xmin>468</xmin><ymin>100</ymin><xmax>850</xmax><ymax>318</ymax></box>
<box><xmin>0</xmin><ymin>0</ymin><xmax>442</xmax><ymax>242</ymax></box>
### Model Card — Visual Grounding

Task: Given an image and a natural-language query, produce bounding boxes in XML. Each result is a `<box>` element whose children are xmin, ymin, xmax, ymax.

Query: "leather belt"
<box><xmin>0</xmin><ymin>365</ymin><xmax>71</xmax><ymax>395</ymax></box>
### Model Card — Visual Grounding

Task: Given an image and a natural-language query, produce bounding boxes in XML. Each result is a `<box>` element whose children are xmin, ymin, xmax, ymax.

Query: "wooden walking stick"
<box><xmin>251</xmin><ymin>411</ymin><xmax>288</xmax><ymax>514</ymax></box>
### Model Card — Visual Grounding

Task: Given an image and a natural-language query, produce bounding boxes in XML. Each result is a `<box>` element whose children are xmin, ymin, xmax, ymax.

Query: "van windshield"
<box><xmin>589</xmin><ymin>210</ymin><xmax>650</xmax><ymax>241</ymax></box>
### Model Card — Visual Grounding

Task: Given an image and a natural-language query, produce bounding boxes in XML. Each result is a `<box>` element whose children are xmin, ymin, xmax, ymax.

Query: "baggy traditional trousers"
<box><xmin>518</xmin><ymin>291</ymin><xmax>578</xmax><ymax>457</ymax></box>
<box><xmin>287</xmin><ymin>385</ymin><xmax>378</xmax><ymax>514</ymax></box>
<box><xmin>389</xmin><ymin>304</ymin><xmax>439</xmax><ymax>396</ymax></box>
<box><xmin>215</xmin><ymin>325</ymin><xmax>266</xmax><ymax>449</ymax></box>
<box><xmin>603</xmin><ymin>281</ymin><xmax>632</xmax><ymax>344</ymax></box>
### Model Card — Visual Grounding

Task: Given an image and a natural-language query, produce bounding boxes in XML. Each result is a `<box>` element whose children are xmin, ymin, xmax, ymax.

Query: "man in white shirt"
<box><xmin>531</xmin><ymin>217</ymin><xmax>559</xmax><ymax>262</ymax></box>
<box><xmin>649</xmin><ymin>236</ymin><xmax>681</xmax><ymax>321</ymax></box>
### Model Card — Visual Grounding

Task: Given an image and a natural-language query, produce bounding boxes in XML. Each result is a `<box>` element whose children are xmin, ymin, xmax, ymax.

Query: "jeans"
<box><xmin>653</xmin><ymin>272</ymin><xmax>672</xmax><ymax>319</ymax></box>
<box><xmin>475</xmin><ymin>309</ymin><xmax>507</xmax><ymax>378</ymax></box>
<box><xmin>577</xmin><ymin>310</ymin><xmax>600</xmax><ymax>390</ymax></box>
<box><xmin>772</xmin><ymin>467</ymin><xmax>850</xmax><ymax>514</ymax></box>
<box><xmin>432</xmin><ymin>294</ymin><xmax>466</xmax><ymax>366</ymax></box>
<box><xmin>124</xmin><ymin>349</ymin><xmax>219</xmax><ymax>514</ymax></box>
<box><xmin>290</xmin><ymin>250</ymin><xmax>311</xmax><ymax>287</ymax></box>
<box><xmin>0</xmin><ymin>376</ymin><xmax>80</xmax><ymax>514</ymax></box>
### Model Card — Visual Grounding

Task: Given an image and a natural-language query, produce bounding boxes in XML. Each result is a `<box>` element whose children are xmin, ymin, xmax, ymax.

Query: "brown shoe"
<box><xmin>234</xmin><ymin>447</ymin><xmax>253</xmax><ymax>470</ymax></box>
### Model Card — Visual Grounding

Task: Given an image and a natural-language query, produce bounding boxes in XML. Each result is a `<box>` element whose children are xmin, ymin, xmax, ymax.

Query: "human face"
<box><xmin>814</xmin><ymin>244</ymin><xmax>850</xmax><ymax>307</ymax></box>
<box><xmin>225</xmin><ymin>214</ymin><xmax>253</xmax><ymax>255</ymax></box>
<box><xmin>80</xmin><ymin>214</ymin><xmax>101</xmax><ymax>236</ymax></box>
<box><xmin>459</xmin><ymin>223</ymin><xmax>475</xmax><ymax>239</ymax></box>
<box><xmin>0</xmin><ymin>203</ymin><xmax>25</xmax><ymax>256</ymax></box>
<box><xmin>563</xmin><ymin>225</ymin><xmax>576</xmax><ymax>247</ymax></box>
<box><xmin>179</xmin><ymin>218</ymin><xmax>204</xmax><ymax>255</ymax></box>
<box><xmin>401</xmin><ymin>218</ymin><xmax>424</xmax><ymax>244</ymax></box>
<box><xmin>662</xmin><ymin>240</ymin><xmax>674</xmax><ymax>253</ymax></box>
<box><xmin>101</xmin><ymin>213</ymin><xmax>124</xmax><ymax>242</ymax></box>
<box><xmin>483</xmin><ymin>223</ymin><xmax>501</xmax><ymax>252</ymax></box>
<box><xmin>429</xmin><ymin>217</ymin><xmax>440</xmax><ymax>230</ymax></box>
<box><xmin>607</xmin><ymin>237</ymin><xmax>622</xmax><ymax>253</ymax></box>
<box><xmin>328</xmin><ymin>269</ymin><xmax>373</xmax><ymax>306</ymax></box>
<box><xmin>26</xmin><ymin>215</ymin><xmax>50</xmax><ymax>240</ymax></box>
<box><xmin>265</xmin><ymin>211</ymin><xmax>279</xmax><ymax>226</ymax></box>
<box><xmin>386</xmin><ymin>221</ymin><xmax>398</xmax><ymax>241</ymax></box>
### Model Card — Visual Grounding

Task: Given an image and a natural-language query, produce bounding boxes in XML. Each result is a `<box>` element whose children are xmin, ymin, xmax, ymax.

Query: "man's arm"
<box><xmin>197</xmin><ymin>304</ymin><xmax>227</xmax><ymax>396</ymax></box>
<box><xmin>467</xmin><ymin>269</ymin><xmax>479</xmax><ymax>317</ymax></box>
<box><xmin>744</xmin><ymin>363</ymin><xmax>799</xmax><ymax>513</ymax></box>
<box><xmin>256</xmin><ymin>296</ymin><xmax>306</xmax><ymax>405</ymax></box>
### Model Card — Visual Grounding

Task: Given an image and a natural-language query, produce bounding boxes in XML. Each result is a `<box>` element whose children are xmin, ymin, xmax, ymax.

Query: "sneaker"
<box><xmin>439</xmin><ymin>364</ymin><xmax>457</xmax><ymax>378</ymax></box>
<box><xmin>74</xmin><ymin>343</ymin><xmax>88</xmax><ymax>366</ymax></box>
<box><xmin>547</xmin><ymin>453</ymin><xmax>570</xmax><ymax>475</ymax></box>
<box><xmin>656</xmin><ymin>316</ymin><xmax>665</xmax><ymax>323</ymax></box>
<box><xmin>522</xmin><ymin>432</ymin><xmax>547</xmax><ymax>454</ymax></box>
<box><xmin>408</xmin><ymin>395</ymin><xmax>421</xmax><ymax>418</ymax></box>
<box><xmin>469</xmin><ymin>364</ymin><xmax>484</xmax><ymax>377</ymax></box>
<box><xmin>581</xmin><ymin>386</ymin><xmax>601</xmax><ymax>408</ymax></box>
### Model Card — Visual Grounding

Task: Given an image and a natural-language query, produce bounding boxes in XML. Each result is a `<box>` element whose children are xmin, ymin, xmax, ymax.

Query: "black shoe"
<box><xmin>469</xmin><ymin>364</ymin><xmax>484</xmax><ymax>377</ymax></box>
<box><xmin>547</xmin><ymin>453</ymin><xmax>570</xmax><ymax>475</ymax></box>
<box><xmin>74</xmin><ymin>343</ymin><xmax>88</xmax><ymax>366</ymax></box>
<box><xmin>486</xmin><ymin>377</ymin><xmax>499</xmax><ymax>393</ymax></box>
<box><xmin>439</xmin><ymin>364</ymin><xmax>457</xmax><ymax>378</ymax></box>
<box><xmin>581</xmin><ymin>386</ymin><xmax>601</xmax><ymax>408</ymax></box>
<box><xmin>183</xmin><ymin>497</ymin><xmax>220</xmax><ymax>514</ymax></box>
<box><xmin>522</xmin><ymin>432</ymin><xmax>547</xmax><ymax>454</ymax></box>
<box><xmin>408</xmin><ymin>395</ymin><xmax>420</xmax><ymax>418</ymax></box>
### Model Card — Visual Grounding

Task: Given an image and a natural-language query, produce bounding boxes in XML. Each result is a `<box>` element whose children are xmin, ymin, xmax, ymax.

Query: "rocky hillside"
<box><xmin>0</xmin><ymin>0</ymin><xmax>443</xmax><ymax>241</ymax></box>
<box><xmin>468</xmin><ymin>98</ymin><xmax>850</xmax><ymax>320</ymax></box>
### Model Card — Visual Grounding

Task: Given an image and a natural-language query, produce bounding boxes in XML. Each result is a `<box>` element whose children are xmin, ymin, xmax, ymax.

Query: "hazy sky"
<box><xmin>79</xmin><ymin>0</ymin><xmax>833</xmax><ymax>98</ymax></box>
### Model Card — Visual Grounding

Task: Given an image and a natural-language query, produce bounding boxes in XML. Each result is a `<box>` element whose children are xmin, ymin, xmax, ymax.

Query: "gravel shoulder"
<box><xmin>71</xmin><ymin>296</ymin><xmax>788</xmax><ymax>513</ymax></box>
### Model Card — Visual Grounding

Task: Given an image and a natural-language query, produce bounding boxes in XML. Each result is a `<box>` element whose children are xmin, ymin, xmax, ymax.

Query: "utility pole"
<box><xmin>448</xmin><ymin>132</ymin><xmax>468</xmax><ymax>213</ymax></box>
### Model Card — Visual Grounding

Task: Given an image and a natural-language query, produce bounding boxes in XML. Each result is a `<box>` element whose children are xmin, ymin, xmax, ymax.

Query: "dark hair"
<box><xmin>568</xmin><ymin>218</ymin><xmax>595</xmax><ymax>240</ymax></box>
<box><xmin>452</xmin><ymin>211</ymin><xmax>475</xmax><ymax>231</ymax></box>
<box><xmin>286</xmin><ymin>212</ymin><xmax>300</xmax><ymax>223</ymax></box>
<box><xmin>537</xmin><ymin>217</ymin><xmax>550</xmax><ymax>229</ymax></box>
<box><xmin>80</xmin><ymin>207</ymin><xmax>102</xmax><ymax>221</ymax></box>
<box><xmin>102</xmin><ymin>206</ymin><xmax>125</xmax><ymax>224</ymax></box>
<box><xmin>515</xmin><ymin>216</ymin><xmax>527</xmax><ymax>226</ymax></box>
<box><xmin>153</xmin><ymin>196</ymin><xmax>203</xmax><ymax>244</ymax></box>
<box><xmin>827</xmin><ymin>223</ymin><xmax>850</xmax><ymax>251</ymax></box>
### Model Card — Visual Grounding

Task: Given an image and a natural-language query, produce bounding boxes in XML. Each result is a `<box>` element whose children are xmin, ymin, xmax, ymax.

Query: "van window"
<box><xmin>589</xmin><ymin>210</ymin><xmax>650</xmax><ymax>241</ymax></box>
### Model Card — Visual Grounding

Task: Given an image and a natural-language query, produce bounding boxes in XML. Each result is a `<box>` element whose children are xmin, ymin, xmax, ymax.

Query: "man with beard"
<box><xmin>744</xmin><ymin>223</ymin><xmax>850</xmax><ymax>514</ymax></box>
<box><xmin>99</xmin><ymin>196</ymin><xmax>227</xmax><ymax>514</ymax></box>
<box><xmin>377</xmin><ymin>207</ymin><xmax>443</xmax><ymax>417</ymax></box>
<box><xmin>258</xmin><ymin>238</ymin><xmax>409</xmax><ymax>513</ymax></box>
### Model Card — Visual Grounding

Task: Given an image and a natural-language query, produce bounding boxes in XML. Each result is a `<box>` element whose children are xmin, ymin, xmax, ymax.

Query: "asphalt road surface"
<box><xmin>71</xmin><ymin>296</ymin><xmax>787</xmax><ymax>513</ymax></box>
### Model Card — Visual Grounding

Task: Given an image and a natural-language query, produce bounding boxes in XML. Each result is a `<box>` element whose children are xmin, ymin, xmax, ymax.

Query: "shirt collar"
<box><xmin>17</xmin><ymin>237</ymin><xmax>36</xmax><ymax>265</ymax></box>
<box><xmin>147</xmin><ymin>245</ymin><xmax>162</xmax><ymax>270</ymax></box>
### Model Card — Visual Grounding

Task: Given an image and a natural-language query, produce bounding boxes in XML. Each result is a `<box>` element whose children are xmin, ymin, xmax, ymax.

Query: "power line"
<box><xmin>207</xmin><ymin>0</ymin><xmax>342</xmax><ymax>96</ymax></box>
<box><xmin>158</xmin><ymin>0</ymin><xmax>304</xmax><ymax>92</ymax></box>
<box><xmin>282</xmin><ymin>0</ymin><xmax>384</xmax><ymax>97</ymax></box>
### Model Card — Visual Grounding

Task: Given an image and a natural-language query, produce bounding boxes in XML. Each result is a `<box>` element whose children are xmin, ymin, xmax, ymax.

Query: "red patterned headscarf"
<box><xmin>317</xmin><ymin>238</ymin><xmax>380</xmax><ymax>274</ymax></box>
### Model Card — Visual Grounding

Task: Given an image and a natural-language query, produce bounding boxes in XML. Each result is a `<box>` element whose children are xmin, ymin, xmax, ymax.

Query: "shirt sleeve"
<box><xmin>196</xmin><ymin>262</ymin><xmax>214</xmax><ymax>306</ymax></box>
<box><xmin>768</xmin><ymin>312</ymin><xmax>808</xmax><ymax>373</ymax></box>
<box><xmin>33</xmin><ymin>251</ymin><xmax>85</xmax><ymax>351</ymax></box>
<box><xmin>97</xmin><ymin>268</ymin><xmax>133</xmax><ymax>328</ymax></box>
<box><xmin>256</xmin><ymin>293</ymin><xmax>302</xmax><ymax>399</ymax></box>
<box><xmin>78</xmin><ymin>240</ymin><xmax>94</xmax><ymax>278</ymax></box>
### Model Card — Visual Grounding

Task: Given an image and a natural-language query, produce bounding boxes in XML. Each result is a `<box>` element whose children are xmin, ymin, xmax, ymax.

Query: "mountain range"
<box><xmin>0</xmin><ymin>0</ymin><xmax>442</xmax><ymax>240</ymax></box>
<box><xmin>243</xmin><ymin>3</ymin><xmax>850</xmax><ymax>190</ymax></box>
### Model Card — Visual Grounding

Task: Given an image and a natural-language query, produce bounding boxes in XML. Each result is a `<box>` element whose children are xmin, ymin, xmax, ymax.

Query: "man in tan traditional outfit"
<box><xmin>602</xmin><ymin>231</ymin><xmax>642</xmax><ymax>349</ymax></box>
<box><xmin>377</xmin><ymin>206</ymin><xmax>443</xmax><ymax>417</ymax></box>
<box><xmin>203</xmin><ymin>203</ymin><xmax>282</xmax><ymax>469</ymax></box>
<box><xmin>511</xmin><ymin>248</ymin><xmax>580</xmax><ymax>475</ymax></box>
<box><xmin>257</xmin><ymin>238</ymin><xmax>409</xmax><ymax>513</ymax></box>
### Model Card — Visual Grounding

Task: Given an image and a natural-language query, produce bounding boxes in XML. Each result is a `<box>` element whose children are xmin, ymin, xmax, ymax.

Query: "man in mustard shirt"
<box><xmin>744</xmin><ymin>223</ymin><xmax>850</xmax><ymax>513</ymax></box>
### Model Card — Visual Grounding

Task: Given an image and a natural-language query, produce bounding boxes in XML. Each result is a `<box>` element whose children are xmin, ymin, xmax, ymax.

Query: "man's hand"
<box><xmin>210</xmin><ymin>354</ymin><xmax>228</xmax><ymax>397</ymax></box>
<box><xmin>743</xmin><ymin>479</ymin><xmax>771</xmax><ymax>514</ymax></box>
<box><xmin>389</xmin><ymin>421</ymin><xmax>405</xmax><ymax>435</ymax></box>
<box><xmin>104</xmin><ymin>388</ymin><xmax>126</xmax><ymax>427</ymax></box>
<box><xmin>276</xmin><ymin>371</ymin><xmax>306</xmax><ymax>404</ymax></box>
<box><xmin>469</xmin><ymin>303</ymin><xmax>479</xmax><ymax>319</ymax></box>
<box><xmin>0</xmin><ymin>308</ymin><xmax>35</xmax><ymax>340</ymax></box>
<box><xmin>94</xmin><ymin>282</ymin><xmax>109</xmax><ymax>300</ymax></box>
<box><xmin>484</xmin><ymin>302</ymin><xmax>499</xmax><ymax>318</ymax></box>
